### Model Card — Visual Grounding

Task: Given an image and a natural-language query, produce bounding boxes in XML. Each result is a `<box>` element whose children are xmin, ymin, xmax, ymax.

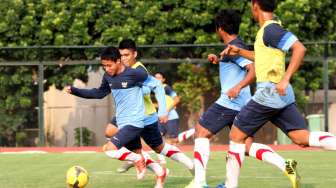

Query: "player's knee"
<box><xmin>288</xmin><ymin>130</ymin><xmax>310</xmax><ymax>146</ymax></box>
<box><xmin>195</xmin><ymin>124</ymin><xmax>212</xmax><ymax>139</ymax></box>
<box><xmin>291</xmin><ymin>138</ymin><xmax>309</xmax><ymax>147</ymax></box>
<box><xmin>105</xmin><ymin>123</ymin><xmax>118</xmax><ymax>138</ymax></box>
<box><xmin>103</xmin><ymin>141</ymin><xmax>117</xmax><ymax>151</ymax></box>
<box><xmin>229</xmin><ymin>126</ymin><xmax>247</xmax><ymax>143</ymax></box>
<box><xmin>153</xmin><ymin>144</ymin><xmax>165</xmax><ymax>153</ymax></box>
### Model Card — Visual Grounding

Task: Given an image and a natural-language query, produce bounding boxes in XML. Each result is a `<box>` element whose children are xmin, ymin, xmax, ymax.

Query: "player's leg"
<box><xmin>184</xmin><ymin>123</ymin><xmax>212</xmax><ymax>188</ymax></box>
<box><xmin>156</xmin><ymin>119</ymin><xmax>180</xmax><ymax>166</ymax></box>
<box><xmin>270</xmin><ymin>103</ymin><xmax>310</xmax><ymax>188</ymax></box>
<box><xmin>104</xmin><ymin>122</ymin><xmax>135</xmax><ymax>173</ymax></box>
<box><xmin>246</xmin><ymin>137</ymin><xmax>287</xmax><ymax>174</ymax></box>
<box><xmin>274</xmin><ymin>103</ymin><xmax>336</xmax><ymax>150</ymax></box>
<box><xmin>142</xmin><ymin>122</ymin><xmax>194</xmax><ymax>173</ymax></box>
<box><xmin>178</xmin><ymin>128</ymin><xmax>196</xmax><ymax>143</ymax></box>
<box><xmin>105</xmin><ymin>123</ymin><xmax>119</xmax><ymax>138</ymax></box>
<box><xmin>142</xmin><ymin>151</ymin><xmax>168</xmax><ymax>188</ymax></box>
<box><xmin>225</xmin><ymin>100</ymin><xmax>276</xmax><ymax>188</ymax></box>
<box><xmin>126</xmin><ymin>138</ymin><xmax>168</xmax><ymax>187</ymax></box>
<box><xmin>188</xmin><ymin>103</ymin><xmax>239</xmax><ymax>188</ymax></box>
<box><xmin>103</xmin><ymin>125</ymin><xmax>146</xmax><ymax>179</ymax></box>
<box><xmin>157</xmin><ymin>122</ymin><xmax>168</xmax><ymax>165</ymax></box>
<box><xmin>164</xmin><ymin>119</ymin><xmax>180</xmax><ymax>145</ymax></box>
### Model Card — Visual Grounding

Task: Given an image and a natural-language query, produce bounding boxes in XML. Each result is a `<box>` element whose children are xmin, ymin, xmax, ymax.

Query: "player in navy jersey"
<box><xmin>103</xmin><ymin>40</ymin><xmax>194</xmax><ymax>187</ymax></box>
<box><xmin>185</xmin><ymin>10</ymin><xmax>290</xmax><ymax>188</ymax></box>
<box><xmin>66</xmin><ymin>46</ymin><xmax>148</xmax><ymax>180</ymax></box>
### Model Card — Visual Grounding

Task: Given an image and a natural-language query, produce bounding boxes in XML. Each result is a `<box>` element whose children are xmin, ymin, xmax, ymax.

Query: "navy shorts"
<box><xmin>159</xmin><ymin>119</ymin><xmax>179</xmax><ymax>138</ymax></box>
<box><xmin>109</xmin><ymin>118</ymin><xmax>163</xmax><ymax>150</ymax></box>
<box><xmin>141</xmin><ymin>122</ymin><xmax>164</xmax><ymax>149</ymax></box>
<box><xmin>199</xmin><ymin>103</ymin><xmax>239</xmax><ymax>134</ymax></box>
<box><xmin>110</xmin><ymin>125</ymin><xmax>143</xmax><ymax>149</ymax></box>
<box><xmin>234</xmin><ymin>100</ymin><xmax>308</xmax><ymax>136</ymax></box>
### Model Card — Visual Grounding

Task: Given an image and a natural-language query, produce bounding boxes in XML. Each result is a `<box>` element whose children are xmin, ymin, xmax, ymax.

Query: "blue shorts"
<box><xmin>199</xmin><ymin>103</ymin><xmax>239</xmax><ymax>134</ymax></box>
<box><xmin>234</xmin><ymin>99</ymin><xmax>307</xmax><ymax>136</ymax></box>
<box><xmin>141</xmin><ymin>122</ymin><xmax>164</xmax><ymax>149</ymax></box>
<box><xmin>110</xmin><ymin>125</ymin><xmax>143</xmax><ymax>149</ymax></box>
<box><xmin>159</xmin><ymin>119</ymin><xmax>179</xmax><ymax>138</ymax></box>
<box><xmin>110</xmin><ymin>117</ymin><xmax>163</xmax><ymax>149</ymax></box>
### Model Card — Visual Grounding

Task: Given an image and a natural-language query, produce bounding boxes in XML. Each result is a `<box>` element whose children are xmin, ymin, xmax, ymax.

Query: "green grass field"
<box><xmin>1</xmin><ymin>151</ymin><xmax>336</xmax><ymax>188</ymax></box>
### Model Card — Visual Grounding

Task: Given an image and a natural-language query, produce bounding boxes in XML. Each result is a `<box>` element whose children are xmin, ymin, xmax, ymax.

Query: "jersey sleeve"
<box><xmin>143</xmin><ymin>75</ymin><xmax>167</xmax><ymax>116</ymax></box>
<box><xmin>233</xmin><ymin>56</ymin><xmax>253</xmax><ymax>68</ymax></box>
<box><xmin>263</xmin><ymin>23</ymin><xmax>298</xmax><ymax>52</ymax></box>
<box><xmin>133</xmin><ymin>67</ymin><xmax>148</xmax><ymax>84</ymax></box>
<box><xmin>70</xmin><ymin>75</ymin><xmax>111</xmax><ymax>99</ymax></box>
<box><xmin>164</xmin><ymin>85</ymin><xmax>177</xmax><ymax>98</ymax></box>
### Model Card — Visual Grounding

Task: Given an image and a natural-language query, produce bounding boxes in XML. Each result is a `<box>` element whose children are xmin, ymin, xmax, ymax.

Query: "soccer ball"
<box><xmin>66</xmin><ymin>166</ymin><xmax>89</xmax><ymax>188</ymax></box>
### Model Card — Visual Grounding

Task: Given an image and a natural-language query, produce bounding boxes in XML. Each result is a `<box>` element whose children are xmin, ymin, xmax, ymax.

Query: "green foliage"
<box><xmin>173</xmin><ymin>63</ymin><xmax>213</xmax><ymax>112</ymax></box>
<box><xmin>0</xmin><ymin>0</ymin><xmax>335</xmax><ymax>145</ymax></box>
<box><xmin>74</xmin><ymin>127</ymin><xmax>92</xmax><ymax>146</ymax></box>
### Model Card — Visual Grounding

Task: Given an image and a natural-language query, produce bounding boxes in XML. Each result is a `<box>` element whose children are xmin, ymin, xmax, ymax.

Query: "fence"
<box><xmin>0</xmin><ymin>42</ymin><xmax>335</xmax><ymax>146</ymax></box>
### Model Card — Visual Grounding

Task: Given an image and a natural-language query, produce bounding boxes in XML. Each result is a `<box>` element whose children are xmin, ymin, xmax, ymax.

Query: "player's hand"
<box><xmin>207</xmin><ymin>54</ymin><xmax>219</xmax><ymax>64</ymax></box>
<box><xmin>227</xmin><ymin>85</ymin><xmax>241</xmax><ymax>99</ymax></box>
<box><xmin>159</xmin><ymin>115</ymin><xmax>168</xmax><ymax>124</ymax></box>
<box><xmin>220</xmin><ymin>44</ymin><xmax>240</xmax><ymax>58</ymax></box>
<box><xmin>276</xmin><ymin>79</ymin><xmax>289</xmax><ymax>96</ymax></box>
<box><xmin>65</xmin><ymin>86</ymin><xmax>72</xmax><ymax>94</ymax></box>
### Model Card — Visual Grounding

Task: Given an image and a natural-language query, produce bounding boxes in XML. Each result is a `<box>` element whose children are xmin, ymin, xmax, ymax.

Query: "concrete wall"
<box><xmin>44</xmin><ymin>69</ymin><xmax>114</xmax><ymax>146</ymax></box>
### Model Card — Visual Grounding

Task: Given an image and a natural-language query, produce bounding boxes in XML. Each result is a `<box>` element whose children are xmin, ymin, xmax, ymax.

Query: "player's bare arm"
<box><xmin>220</xmin><ymin>44</ymin><xmax>255</xmax><ymax>61</ymax></box>
<box><xmin>276</xmin><ymin>41</ymin><xmax>306</xmax><ymax>95</ymax></box>
<box><xmin>227</xmin><ymin>63</ymin><xmax>256</xmax><ymax>99</ymax></box>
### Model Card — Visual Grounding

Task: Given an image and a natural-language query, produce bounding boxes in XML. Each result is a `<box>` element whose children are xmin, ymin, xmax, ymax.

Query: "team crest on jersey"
<box><xmin>121</xmin><ymin>82</ymin><xmax>128</xmax><ymax>88</ymax></box>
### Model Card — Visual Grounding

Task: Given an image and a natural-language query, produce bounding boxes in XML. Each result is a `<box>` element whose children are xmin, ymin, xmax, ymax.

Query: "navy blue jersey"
<box><xmin>71</xmin><ymin>67</ymin><xmax>148</xmax><ymax>128</ymax></box>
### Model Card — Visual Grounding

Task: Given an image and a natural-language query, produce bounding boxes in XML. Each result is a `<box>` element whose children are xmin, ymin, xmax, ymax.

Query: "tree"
<box><xmin>0</xmin><ymin>0</ymin><xmax>335</xmax><ymax>145</ymax></box>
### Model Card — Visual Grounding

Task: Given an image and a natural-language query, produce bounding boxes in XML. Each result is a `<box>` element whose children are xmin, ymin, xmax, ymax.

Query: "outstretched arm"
<box><xmin>66</xmin><ymin>76</ymin><xmax>111</xmax><ymax>99</ymax></box>
<box><xmin>220</xmin><ymin>44</ymin><xmax>255</xmax><ymax>62</ymax></box>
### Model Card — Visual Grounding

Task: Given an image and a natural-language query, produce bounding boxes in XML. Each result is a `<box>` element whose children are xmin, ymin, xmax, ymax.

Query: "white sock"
<box><xmin>178</xmin><ymin>128</ymin><xmax>195</xmax><ymax>143</ymax></box>
<box><xmin>194</xmin><ymin>138</ymin><xmax>210</xmax><ymax>184</ymax></box>
<box><xmin>143</xmin><ymin>151</ymin><xmax>164</xmax><ymax>176</ymax></box>
<box><xmin>160</xmin><ymin>143</ymin><xmax>194</xmax><ymax>170</ymax></box>
<box><xmin>225</xmin><ymin>141</ymin><xmax>245</xmax><ymax>188</ymax></box>
<box><xmin>249</xmin><ymin>143</ymin><xmax>286</xmax><ymax>172</ymax></box>
<box><xmin>104</xmin><ymin>147</ymin><xmax>141</xmax><ymax>162</ymax></box>
<box><xmin>157</xmin><ymin>153</ymin><xmax>167</xmax><ymax>164</ymax></box>
<box><xmin>309</xmin><ymin>131</ymin><xmax>336</xmax><ymax>150</ymax></box>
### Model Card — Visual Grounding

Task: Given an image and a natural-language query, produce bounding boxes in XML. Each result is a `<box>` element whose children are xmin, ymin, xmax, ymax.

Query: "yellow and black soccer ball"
<box><xmin>66</xmin><ymin>166</ymin><xmax>89</xmax><ymax>188</ymax></box>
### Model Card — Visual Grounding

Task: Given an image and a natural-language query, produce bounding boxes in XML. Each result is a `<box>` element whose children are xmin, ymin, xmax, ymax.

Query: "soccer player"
<box><xmin>185</xmin><ymin>9</ymin><xmax>293</xmax><ymax>188</ymax></box>
<box><xmin>222</xmin><ymin>1</ymin><xmax>336</xmax><ymax>188</ymax></box>
<box><xmin>110</xmin><ymin>39</ymin><xmax>194</xmax><ymax>177</ymax></box>
<box><xmin>66</xmin><ymin>46</ymin><xmax>148</xmax><ymax>180</ymax></box>
<box><xmin>155</xmin><ymin>72</ymin><xmax>181</xmax><ymax>146</ymax></box>
<box><xmin>154</xmin><ymin>72</ymin><xmax>196</xmax><ymax>165</ymax></box>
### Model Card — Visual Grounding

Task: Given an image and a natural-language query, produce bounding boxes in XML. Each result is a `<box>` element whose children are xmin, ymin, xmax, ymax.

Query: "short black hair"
<box><xmin>119</xmin><ymin>39</ymin><xmax>137</xmax><ymax>51</ymax></box>
<box><xmin>252</xmin><ymin>0</ymin><xmax>277</xmax><ymax>12</ymax></box>
<box><xmin>155</xmin><ymin>72</ymin><xmax>166</xmax><ymax>79</ymax></box>
<box><xmin>100</xmin><ymin>46</ymin><xmax>121</xmax><ymax>61</ymax></box>
<box><xmin>215</xmin><ymin>9</ymin><xmax>241</xmax><ymax>35</ymax></box>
